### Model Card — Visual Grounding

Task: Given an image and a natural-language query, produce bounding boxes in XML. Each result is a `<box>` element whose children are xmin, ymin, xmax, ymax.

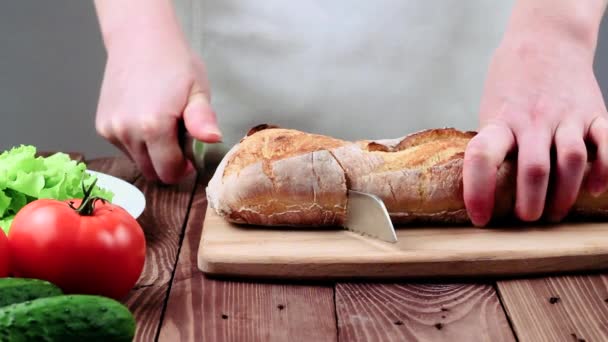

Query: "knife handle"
<box><xmin>178</xmin><ymin>121</ymin><xmax>206</xmax><ymax>171</ymax></box>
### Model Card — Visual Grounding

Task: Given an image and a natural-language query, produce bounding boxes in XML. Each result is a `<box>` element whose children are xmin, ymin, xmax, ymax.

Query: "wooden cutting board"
<box><xmin>198</xmin><ymin>205</ymin><xmax>608</xmax><ymax>279</ymax></box>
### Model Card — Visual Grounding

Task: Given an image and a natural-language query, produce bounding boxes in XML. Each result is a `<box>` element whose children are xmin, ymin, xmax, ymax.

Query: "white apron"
<box><xmin>174</xmin><ymin>0</ymin><xmax>515</xmax><ymax>161</ymax></box>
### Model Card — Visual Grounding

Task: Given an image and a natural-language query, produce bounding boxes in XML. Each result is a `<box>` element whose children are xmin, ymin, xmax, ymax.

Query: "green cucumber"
<box><xmin>0</xmin><ymin>278</ymin><xmax>62</xmax><ymax>308</ymax></box>
<box><xmin>0</xmin><ymin>294</ymin><xmax>136</xmax><ymax>342</ymax></box>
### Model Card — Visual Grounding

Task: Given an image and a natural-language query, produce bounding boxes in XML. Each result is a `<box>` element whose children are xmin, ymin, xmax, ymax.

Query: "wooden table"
<box><xmin>79</xmin><ymin>154</ymin><xmax>608</xmax><ymax>342</ymax></box>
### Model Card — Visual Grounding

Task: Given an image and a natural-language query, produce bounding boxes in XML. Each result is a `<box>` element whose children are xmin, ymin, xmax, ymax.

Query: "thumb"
<box><xmin>183</xmin><ymin>82</ymin><xmax>222</xmax><ymax>143</ymax></box>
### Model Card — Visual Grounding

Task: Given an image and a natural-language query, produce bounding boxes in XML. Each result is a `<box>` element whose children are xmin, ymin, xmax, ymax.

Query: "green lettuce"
<box><xmin>0</xmin><ymin>145</ymin><xmax>114</xmax><ymax>234</ymax></box>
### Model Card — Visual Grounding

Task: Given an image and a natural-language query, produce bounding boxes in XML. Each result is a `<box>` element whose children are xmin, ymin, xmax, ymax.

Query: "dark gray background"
<box><xmin>1</xmin><ymin>1</ymin><xmax>608</xmax><ymax>158</ymax></box>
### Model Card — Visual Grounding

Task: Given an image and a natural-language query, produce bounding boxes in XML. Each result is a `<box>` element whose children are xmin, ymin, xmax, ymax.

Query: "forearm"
<box><xmin>93</xmin><ymin>0</ymin><xmax>187</xmax><ymax>51</ymax></box>
<box><xmin>505</xmin><ymin>0</ymin><xmax>608</xmax><ymax>53</ymax></box>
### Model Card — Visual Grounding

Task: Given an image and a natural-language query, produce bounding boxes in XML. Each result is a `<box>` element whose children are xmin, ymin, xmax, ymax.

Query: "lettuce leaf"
<box><xmin>0</xmin><ymin>145</ymin><xmax>114</xmax><ymax>234</ymax></box>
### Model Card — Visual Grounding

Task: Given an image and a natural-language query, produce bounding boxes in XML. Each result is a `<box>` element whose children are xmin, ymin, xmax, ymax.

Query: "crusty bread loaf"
<box><xmin>206</xmin><ymin>124</ymin><xmax>608</xmax><ymax>226</ymax></box>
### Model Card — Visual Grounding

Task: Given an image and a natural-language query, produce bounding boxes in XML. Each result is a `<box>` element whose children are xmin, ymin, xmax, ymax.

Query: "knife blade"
<box><xmin>344</xmin><ymin>190</ymin><xmax>398</xmax><ymax>243</ymax></box>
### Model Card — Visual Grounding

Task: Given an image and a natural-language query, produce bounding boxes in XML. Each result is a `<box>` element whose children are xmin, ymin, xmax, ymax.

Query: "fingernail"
<box><xmin>588</xmin><ymin>180</ymin><xmax>606</xmax><ymax>197</ymax></box>
<box><xmin>202</xmin><ymin>123</ymin><xmax>222</xmax><ymax>139</ymax></box>
<box><xmin>208</xmin><ymin>127</ymin><xmax>222</xmax><ymax>138</ymax></box>
<box><xmin>591</xmin><ymin>191</ymin><xmax>604</xmax><ymax>198</ymax></box>
<box><xmin>469</xmin><ymin>212</ymin><xmax>488</xmax><ymax>227</ymax></box>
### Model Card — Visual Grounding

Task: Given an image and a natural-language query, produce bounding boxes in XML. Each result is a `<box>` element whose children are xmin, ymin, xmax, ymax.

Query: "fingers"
<box><xmin>463</xmin><ymin>123</ymin><xmax>515</xmax><ymax>227</ymax></box>
<box><xmin>514</xmin><ymin>128</ymin><xmax>552</xmax><ymax>222</ymax></box>
<box><xmin>586</xmin><ymin>115</ymin><xmax>608</xmax><ymax>196</ymax></box>
<box><xmin>95</xmin><ymin>80</ymin><xmax>217</xmax><ymax>184</ymax></box>
<box><xmin>142</xmin><ymin>117</ymin><xmax>193</xmax><ymax>184</ymax></box>
<box><xmin>183</xmin><ymin>83</ymin><xmax>223</xmax><ymax>143</ymax></box>
<box><xmin>546</xmin><ymin>121</ymin><xmax>587</xmax><ymax>221</ymax></box>
<box><xmin>97</xmin><ymin>118</ymin><xmax>161</xmax><ymax>181</ymax></box>
<box><xmin>128</xmin><ymin>142</ymin><xmax>161</xmax><ymax>182</ymax></box>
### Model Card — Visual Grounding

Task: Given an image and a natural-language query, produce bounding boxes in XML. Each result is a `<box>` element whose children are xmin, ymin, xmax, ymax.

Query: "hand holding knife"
<box><xmin>178</xmin><ymin>121</ymin><xmax>207</xmax><ymax>173</ymax></box>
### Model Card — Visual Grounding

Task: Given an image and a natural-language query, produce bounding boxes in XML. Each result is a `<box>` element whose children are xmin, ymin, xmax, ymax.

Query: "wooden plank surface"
<box><xmin>335</xmin><ymin>283</ymin><xmax>515</xmax><ymax>342</ymax></box>
<box><xmin>497</xmin><ymin>275</ymin><xmax>608</xmax><ymax>342</ymax></box>
<box><xmin>198</xmin><ymin>208</ymin><xmax>608</xmax><ymax>279</ymax></box>
<box><xmin>123</xmin><ymin>284</ymin><xmax>171</xmax><ymax>342</ymax></box>
<box><xmin>159</xmin><ymin>175</ymin><xmax>338</xmax><ymax>342</ymax></box>
<box><xmin>131</xmin><ymin>173</ymin><xmax>197</xmax><ymax>287</ymax></box>
<box><xmin>86</xmin><ymin>157</ymin><xmax>197</xmax><ymax>342</ymax></box>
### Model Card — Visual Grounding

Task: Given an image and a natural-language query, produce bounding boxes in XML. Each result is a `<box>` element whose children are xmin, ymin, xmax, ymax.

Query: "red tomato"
<box><xmin>0</xmin><ymin>229</ymin><xmax>9</xmax><ymax>277</ymax></box>
<box><xmin>9</xmin><ymin>197</ymin><xmax>146</xmax><ymax>300</ymax></box>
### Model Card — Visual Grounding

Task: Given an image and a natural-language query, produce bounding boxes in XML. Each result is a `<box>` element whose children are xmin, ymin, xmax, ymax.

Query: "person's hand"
<box><xmin>94</xmin><ymin>0</ymin><xmax>222</xmax><ymax>184</ymax></box>
<box><xmin>463</xmin><ymin>0</ymin><xmax>608</xmax><ymax>226</ymax></box>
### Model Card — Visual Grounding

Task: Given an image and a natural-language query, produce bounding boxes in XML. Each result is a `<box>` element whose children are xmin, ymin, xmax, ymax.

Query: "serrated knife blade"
<box><xmin>344</xmin><ymin>190</ymin><xmax>398</xmax><ymax>243</ymax></box>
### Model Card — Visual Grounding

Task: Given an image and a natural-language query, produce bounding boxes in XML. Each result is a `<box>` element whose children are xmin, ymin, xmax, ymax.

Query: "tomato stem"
<box><xmin>68</xmin><ymin>178</ymin><xmax>106</xmax><ymax>216</ymax></box>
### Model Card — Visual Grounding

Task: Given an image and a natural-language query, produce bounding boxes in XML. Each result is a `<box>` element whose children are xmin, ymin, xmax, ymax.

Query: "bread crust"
<box><xmin>206</xmin><ymin>125</ymin><xmax>607</xmax><ymax>226</ymax></box>
<box><xmin>207</xmin><ymin>127</ymin><xmax>348</xmax><ymax>226</ymax></box>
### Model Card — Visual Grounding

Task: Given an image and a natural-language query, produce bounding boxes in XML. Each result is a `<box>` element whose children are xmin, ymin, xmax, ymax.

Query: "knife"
<box><xmin>344</xmin><ymin>190</ymin><xmax>398</xmax><ymax>243</ymax></box>
<box><xmin>179</xmin><ymin>123</ymin><xmax>206</xmax><ymax>172</ymax></box>
<box><xmin>179</xmin><ymin>124</ymin><xmax>397</xmax><ymax>243</ymax></box>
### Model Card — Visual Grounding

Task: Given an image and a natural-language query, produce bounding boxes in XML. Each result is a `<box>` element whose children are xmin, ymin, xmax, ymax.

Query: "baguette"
<box><xmin>206</xmin><ymin>124</ymin><xmax>608</xmax><ymax>226</ymax></box>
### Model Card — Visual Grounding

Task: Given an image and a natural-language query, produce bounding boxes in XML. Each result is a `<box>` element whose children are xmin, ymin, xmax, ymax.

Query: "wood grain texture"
<box><xmin>159</xmin><ymin>177</ymin><xmax>338</xmax><ymax>342</ymax></box>
<box><xmin>335</xmin><ymin>283</ymin><xmax>515</xmax><ymax>342</ymax></box>
<box><xmin>498</xmin><ymin>275</ymin><xmax>608</xmax><ymax>342</ymax></box>
<box><xmin>127</xmin><ymin>173</ymin><xmax>196</xmax><ymax>341</ymax></box>
<box><xmin>124</xmin><ymin>284</ymin><xmax>169</xmax><ymax>342</ymax></box>
<box><xmin>161</xmin><ymin>276</ymin><xmax>337</xmax><ymax>342</ymax></box>
<box><xmin>199</xmin><ymin>208</ymin><xmax>608</xmax><ymax>279</ymax></box>
<box><xmin>170</xmin><ymin>181</ymin><xmax>210</xmax><ymax>283</ymax></box>
<box><xmin>85</xmin><ymin>157</ymin><xmax>197</xmax><ymax>342</ymax></box>
<box><xmin>133</xmin><ymin>172</ymin><xmax>196</xmax><ymax>287</ymax></box>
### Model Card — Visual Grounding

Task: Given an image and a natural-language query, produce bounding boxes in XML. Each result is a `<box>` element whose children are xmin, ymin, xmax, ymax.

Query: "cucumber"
<box><xmin>0</xmin><ymin>278</ymin><xmax>62</xmax><ymax>308</ymax></box>
<box><xmin>0</xmin><ymin>294</ymin><xmax>136</xmax><ymax>342</ymax></box>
